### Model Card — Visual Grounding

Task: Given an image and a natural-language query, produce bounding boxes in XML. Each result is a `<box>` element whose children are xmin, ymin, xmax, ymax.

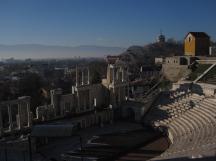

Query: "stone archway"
<box><xmin>126</xmin><ymin>108</ymin><xmax>135</xmax><ymax>121</ymax></box>
<box><xmin>180</xmin><ymin>57</ymin><xmax>188</xmax><ymax>65</ymax></box>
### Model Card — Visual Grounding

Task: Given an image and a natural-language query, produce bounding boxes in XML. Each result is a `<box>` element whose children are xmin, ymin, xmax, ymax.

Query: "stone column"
<box><xmin>87</xmin><ymin>68</ymin><xmax>90</xmax><ymax>84</ymax></box>
<box><xmin>8</xmin><ymin>104</ymin><xmax>13</xmax><ymax>132</ymax></box>
<box><xmin>76</xmin><ymin>66</ymin><xmax>79</xmax><ymax>87</ymax></box>
<box><xmin>118</xmin><ymin>87</ymin><xmax>121</xmax><ymax>104</ymax></box>
<box><xmin>122</xmin><ymin>67</ymin><xmax>124</xmax><ymax>82</ymax></box>
<box><xmin>0</xmin><ymin>106</ymin><xmax>3</xmax><ymax>136</ymax></box>
<box><xmin>27</xmin><ymin>103</ymin><xmax>32</xmax><ymax>127</ymax></box>
<box><xmin>112</xmin><ymin>67</ymin><xmax>115</xmax><ymax>84</ymax></box>
<box><xmin>83</xmin><ymin>92</ymin><xmax>86</xmax><ymax>111</ymax></box>
<box><xmin>110</xmin><ymin>109</ymin><xmax>114</xmax><ymax>124</ymax></box>
<box><xmin>89</xmin><ymin>90</ymin><xmax>92</xmax><ymax>110</ymax></box>
<box><xmin>77</xmin><ymin>91</ymin><xmax>80</xmax><ymax>112</ymax></box>
<box><xmin>127</xmin><ymin>83</ymin><xmax>130</xmax><ymax>99</ymax></box>
<box><xmin>81</xmin><ymin>70</ymin><xmax>84</xmax><ymax>85</ymax></box>
<box><xmin>94</xmin><ymin>98</ymin><xmax>97</xmax><ymax>107</ymax></box>
<box><xmin>107</xmin><ymin>65</ymin><xmax>111</xmax><ymax>84</ymax></box>
<box><xmin>17</xmin><ymin>103</ymin><xmax>22</xmax><ymax>130</ymax></box>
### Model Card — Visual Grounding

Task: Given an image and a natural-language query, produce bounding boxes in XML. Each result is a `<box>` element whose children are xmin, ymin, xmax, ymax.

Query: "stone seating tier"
<box><xmin>147</xmin><ymin>91</ymin><xmax>216</xmax><ymax>160</ymax></box>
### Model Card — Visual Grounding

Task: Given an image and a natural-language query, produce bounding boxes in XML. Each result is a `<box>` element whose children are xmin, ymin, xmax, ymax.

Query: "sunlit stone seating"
<box><xmin>147</xmin><ymin>90</ymin><xmax>216</xmax><ymax>160</ymax></box>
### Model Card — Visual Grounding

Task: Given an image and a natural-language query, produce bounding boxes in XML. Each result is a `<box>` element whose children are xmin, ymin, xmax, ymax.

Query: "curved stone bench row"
<box><xmin>169</xmin><ymin>104</ymin><xmax>215</xmax><ymax>145</ymax></box>
<box><xmin>168</xmin><ymin>108</ymin><xmax>214</xmax><ymax>152</ymax></box>
<box><xmin>149</xmin><ymin>94</ymin><xmax>204</xmax><ymax>127</ymax></box>
<box><xmin>154</xmin><ymin>96</ymin><xmax>216</xmax><ymax>159</ymax></box>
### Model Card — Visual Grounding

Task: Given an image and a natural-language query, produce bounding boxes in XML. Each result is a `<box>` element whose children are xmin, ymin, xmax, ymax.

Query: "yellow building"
<box><xmin>184</xmin><ymin>32</ymin><xmax>210</xmax><ymax>56</ymax></box>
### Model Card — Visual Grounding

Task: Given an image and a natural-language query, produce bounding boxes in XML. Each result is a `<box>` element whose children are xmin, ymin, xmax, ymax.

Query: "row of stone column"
<box><xmin>76</xmin><ymin>88</ymin><xmax>94</xmax><ymax>113</ymax></box>
<box><xmin>0</xmin><ymin>98</ymin><xmax>32</xmax><ymax>137</ymax></box>
<box><xmin>76</xmin><ymin>66</ymin><xmax>90</xmax><ymax>86</ymax></box>
<box><xmin>111</xmin><ymin>66</ymin><xmax>127</xmax><ymax>84</ymax></box>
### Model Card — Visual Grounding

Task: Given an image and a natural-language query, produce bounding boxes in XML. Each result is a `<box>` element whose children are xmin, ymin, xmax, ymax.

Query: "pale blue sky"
<box><xmin>0</xmin><ymin>0</ymin><xmax>215</xmax><ymax>47</ymax></box>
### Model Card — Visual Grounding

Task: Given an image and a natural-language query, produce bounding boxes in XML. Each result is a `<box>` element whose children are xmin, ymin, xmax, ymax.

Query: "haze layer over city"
<box><xmin>0</xmin><ymin>1</ymin><xmax>216</xmax><ymax>161</ymax></box>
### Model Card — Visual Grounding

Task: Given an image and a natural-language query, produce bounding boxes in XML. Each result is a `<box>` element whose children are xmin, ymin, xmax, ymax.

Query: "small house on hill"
<box><xmin>184</xmin><ymin>32</ymin><xmax>210</xmax><ymax>56</ymax></box>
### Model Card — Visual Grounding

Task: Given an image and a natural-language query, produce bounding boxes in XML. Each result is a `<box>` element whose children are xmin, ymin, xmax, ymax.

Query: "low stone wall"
<box><xmin>162</xmin><ymin>64</ymin><xmax>189</xmax><ymax>82</ymax></box>
<box><xmin>122</xmin><ymin>89</ymin><xmax>161</xmax><ymax>122</ymax></box>
<box><xmin>172</xmin><ymin>81</ymin><xmax>191</xmax><ymax>91</ymax></box>
<box><xmin>172</xmin><ymin>81</ymin><xmax>216</xmax><ymax>97</ymax></box>
<box><xmin>71</xmin><ymin>109</ymin><xmax>113</xmax><ymax>129</ymax></box>
<box><xmin>36</xmin><ymin>105</ymin><xmax>55</xmax><ymax>121</ymax></box>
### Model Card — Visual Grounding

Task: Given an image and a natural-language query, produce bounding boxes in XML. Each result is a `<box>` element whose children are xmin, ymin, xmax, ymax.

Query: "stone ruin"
<box><xmin>0</xmin><ymin>96</ymin><xmax>32</xmax><ymax>137</ymax></box>
<box><xmin>0</xmin><ymin>62</ymin><xmax>130</xmax><ymax>136</ymax></box>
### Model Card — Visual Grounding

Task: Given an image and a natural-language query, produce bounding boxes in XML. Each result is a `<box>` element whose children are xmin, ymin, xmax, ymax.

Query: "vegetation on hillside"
<box><xmin>120</xmin><ymin>41</ymin><xmax>184</xmax><ymax>65</ymax></box>
<box><xmin>187</xmin><ymin>64</ymin><xmax>211</xmax><ymax>81</ymax></box>
<box><xmin>199</xmin><ymin>65</ymin><xmax>216</xmax><ymax>84</ymax></box>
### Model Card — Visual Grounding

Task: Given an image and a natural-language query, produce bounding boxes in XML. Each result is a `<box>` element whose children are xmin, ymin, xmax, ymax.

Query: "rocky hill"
<box><xmin>120</xmin><ymin>42</ymin><xmax>184</xmax><ymax>65</ymax></box>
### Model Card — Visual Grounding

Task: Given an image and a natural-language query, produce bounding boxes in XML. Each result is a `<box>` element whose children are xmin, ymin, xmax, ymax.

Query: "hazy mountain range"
<box><xmin>0</xmin><ymin>44</ymin><xmax>125</xmax><ymax>59</ymax></box>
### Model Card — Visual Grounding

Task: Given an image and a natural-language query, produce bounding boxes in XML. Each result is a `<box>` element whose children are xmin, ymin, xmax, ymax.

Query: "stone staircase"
<box><xmin>144</xmin><ymin>90</ymin><xmax>216</xmax><ymax>160</ymax></box>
